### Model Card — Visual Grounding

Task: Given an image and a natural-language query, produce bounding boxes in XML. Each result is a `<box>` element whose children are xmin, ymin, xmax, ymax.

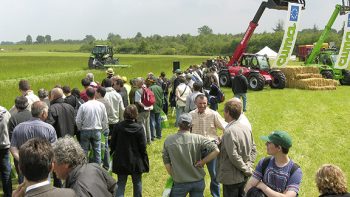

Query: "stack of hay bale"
<box><xmin>279</xmin><ymin>66</ymin><xmax>338</xmax><ymax>90</ymax></box>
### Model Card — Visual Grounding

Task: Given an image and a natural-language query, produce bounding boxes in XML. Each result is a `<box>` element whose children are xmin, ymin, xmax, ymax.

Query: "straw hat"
<box><xmin>106</xmin><ymin>68</ymin><xmax>114</xmax><ymax>75</ymax></box>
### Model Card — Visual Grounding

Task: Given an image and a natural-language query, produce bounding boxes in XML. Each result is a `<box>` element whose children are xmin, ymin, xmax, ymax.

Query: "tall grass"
<box><xmin>0</xmin><ymin>52</ymin><xmax>349</xmax><ymax>196</ymax></box>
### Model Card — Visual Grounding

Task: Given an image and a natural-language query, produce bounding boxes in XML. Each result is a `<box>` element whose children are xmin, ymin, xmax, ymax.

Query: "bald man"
<box><xmin>47</xmin><ymin>88</ymin><xmax>75</xmax><ymax>138</ymax></box>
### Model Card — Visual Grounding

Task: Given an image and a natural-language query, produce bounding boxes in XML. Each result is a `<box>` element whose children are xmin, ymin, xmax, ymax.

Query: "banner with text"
<box><xmin>335</xmin><ymin>13</ymin><xmax>350</xmax><ymax>69</ymax></box>
<box><xmin>274</xmin><ymin>3</ymin><xmax>302</xmax><ymax>67</ymax></box>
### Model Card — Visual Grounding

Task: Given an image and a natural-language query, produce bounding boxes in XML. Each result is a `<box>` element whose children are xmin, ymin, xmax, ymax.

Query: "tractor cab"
<box><xmin>240</xmin><ymin>54</ymin><xmax>270</xmax><ymax>71</ymax></box>
<box><xmin>315</xmin><ymin>49</ymin><xmax>338</xmax><ymax>67</ymax></box>
<box><xmin>91</xmin><ymin>45</ymin><xmax>114</xmax><ymax>59</ymax></box>
<box><xmin>88</xmin><ymin>45</ymin><xmax>119</xmax><ymax>69</ymax></box>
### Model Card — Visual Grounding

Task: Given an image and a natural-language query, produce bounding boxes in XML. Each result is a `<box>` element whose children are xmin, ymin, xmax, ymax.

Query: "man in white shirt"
<box><xmin>76</xmin><ymin>88</ymin><xmax>108</xmax><ymax>164</ymax></box>
<box><xmin>175</xmin><ymin>76</ymin><xmax>192</xmax><ymax>127</ymax></box>
<box><xmin>103</xmin><ymin>79</ymin><xmax>125</xmax><ymax>135</ymax></box>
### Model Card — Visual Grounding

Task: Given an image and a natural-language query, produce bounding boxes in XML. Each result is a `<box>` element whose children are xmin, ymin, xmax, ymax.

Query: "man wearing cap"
<box><xmin>189</xmin><ymin>94</ymin><xmax>227</xmax><ymax>197</ymax></box>
<box><xmin>8</xmin><ymin>97</ymin><xmax>32</xmax><ymax>184</ymax></box>
<box><xmin>186</xmin><ymin>73</ymin><xmax>195</xmax><ymax>90</ymax></box>
<box><xmin>102</xmin><ymin>68</ymin><xmax>114</xmax><ymax>87</ymax></box>
<box><xmin>244</xmin><ymin>131</ymin><xmax>302</xmax><ymax>197</ymax></box>
<box><xmin>162</xmin><ymin>113</ymin><xmax>220</xmax><ymax>196</ymax></box>
<box><xmin>217</xmin><ymin>99</ymin><xmax>256</xmax><ymax>197</ymax></box>
<box><xmin>121</xmin><ymin>76</ymin><xmax>131</xmax><ymax>96</ymax></box>
<box><xmin>8</xmin><ymin>96</ymin><xmax>32</xmax><ymax>140</ymax></box>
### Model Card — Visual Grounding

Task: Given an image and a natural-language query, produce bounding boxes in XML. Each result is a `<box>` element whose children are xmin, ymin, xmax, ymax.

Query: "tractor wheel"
<box><xmin>248</xmin><ymin>73</ymin><xmax>265</xmax><ymax>91</ymax></box>
<box><xmin>219</xmin><ymin>72</ymin><xmax>231</xmax><ymax>87</ymax></box>
<box><xmin>270</xmin><ymin>71</ymin><xmax>286</xmax><ymax>89</ymax></box>
<box><xmin>340</xmin><ymin>70</ymin><xmax>350</xmax><ymax>85</ymax></box>
<box><xmin>321</xmin><ymin>70</ymin><xmax>333</xmax><ymax>79</ymax></box>
<box><xmin>88</xmin><ymin>57</ymin><xmax>95</xmax><ymax>69</ymax></box>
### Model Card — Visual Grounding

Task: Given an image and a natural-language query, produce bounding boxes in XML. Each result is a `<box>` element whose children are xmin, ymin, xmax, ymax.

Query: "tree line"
<box><xmin>0</xmin><ymin>25</ymin><xmax>344</xmax><ymax>56</ymax></box>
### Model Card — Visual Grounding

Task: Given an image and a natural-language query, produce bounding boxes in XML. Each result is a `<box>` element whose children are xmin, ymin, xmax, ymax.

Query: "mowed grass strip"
<box><xmin>0</xmin><ymin>53</ymin><xmax>349</xmax><ymax>196</ymax></box>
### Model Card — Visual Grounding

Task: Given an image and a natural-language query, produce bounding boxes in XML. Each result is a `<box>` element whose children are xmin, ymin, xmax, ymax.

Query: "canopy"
<box><xmin>256</xmin><ymin>46</ymin><xmax>277</xmax><ymax>59</ymax></box>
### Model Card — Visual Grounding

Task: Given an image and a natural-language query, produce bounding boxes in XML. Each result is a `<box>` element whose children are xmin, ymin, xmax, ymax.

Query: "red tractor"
<box><xmin>219</xmin><ymin>0</ymin><xmax>305</xmax><ymax>90</ymax></box>
<box><xmin>219</xmin><ymin>53</ymin><xmax>286</xmax><ymax>90</ymax></box>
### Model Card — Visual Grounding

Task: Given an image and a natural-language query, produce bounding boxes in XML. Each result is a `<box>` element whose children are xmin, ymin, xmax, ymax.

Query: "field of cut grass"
<box><xmin>0</xmin><ymin>52</ymin><xmax>349</xmax><ymax>196</ymax></box>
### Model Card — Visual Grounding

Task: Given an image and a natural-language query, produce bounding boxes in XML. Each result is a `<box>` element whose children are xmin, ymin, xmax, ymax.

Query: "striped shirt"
<box><xmin>252</xmin><ymin>157</ymin><xmax>302</xmax><ymax>194</ymax></box>
<box><xmin>11</xmin><ymin>118</ymin><xmax>57</xmax><ymax>148</ymax></box>
<box><xmin>189</xmin><ymin>108</ymin><xmax>227</xmax><ymax>140</ymax></box>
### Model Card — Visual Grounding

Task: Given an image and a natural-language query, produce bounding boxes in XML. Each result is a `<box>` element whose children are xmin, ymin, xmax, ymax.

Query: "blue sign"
<box><xmin>290</xmin><ymin>5</ymin><xmax>299</xmax><ymax>22</ymax></box>
<box><xmin>347</xmin><ymin>14</ymin><xmax>350</xmax><ymax>27</ymax></box>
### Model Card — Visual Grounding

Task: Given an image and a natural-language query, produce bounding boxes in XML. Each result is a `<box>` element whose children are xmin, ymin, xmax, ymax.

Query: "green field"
<box><xmin>0</xmin><ymin>52</ymin><xmax>349</xmax><ymax>196</ymax></box>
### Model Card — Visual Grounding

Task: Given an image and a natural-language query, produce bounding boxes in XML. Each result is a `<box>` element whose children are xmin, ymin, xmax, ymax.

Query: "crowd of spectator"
<box><xmin>0</xmin><ymin>64</ymin><xmax>348</xmax><ymax>197</ymax></box>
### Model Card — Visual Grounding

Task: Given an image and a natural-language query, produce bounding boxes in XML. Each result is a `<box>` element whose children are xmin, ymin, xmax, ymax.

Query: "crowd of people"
<box><xmin>0</xmin><ymin>63</ymin><xmax>348</xmax><ymax>197</ymax></box>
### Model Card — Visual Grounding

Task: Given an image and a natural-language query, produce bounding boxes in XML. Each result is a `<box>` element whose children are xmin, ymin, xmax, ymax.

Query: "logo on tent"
<box><xmin>347</xmin><ymin>14</ymin><xmax>350</xmax><ymax>27</ymax></box>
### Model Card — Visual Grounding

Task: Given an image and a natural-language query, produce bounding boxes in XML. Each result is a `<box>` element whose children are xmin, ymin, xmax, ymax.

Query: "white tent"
<box><xmin>256</xmin><ymin>46</ymin><xmax>277</xmax><ymax>59</ymax></box>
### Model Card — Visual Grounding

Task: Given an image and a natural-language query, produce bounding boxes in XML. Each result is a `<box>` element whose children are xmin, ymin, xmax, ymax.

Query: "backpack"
<box><xmin>246</xmin><ymin>157</ymin><xmax>300</xmax><ymax>197</ymax></box>
<box><xmin>210</xmin><ymin>84</ymin><xmax>225</xmax><ymax>103</ymax></box>
<box><xmin>142</xmin><ymin>87</ymin><xmax>156</xmax><ymax>107</ymax></box>
<box><xmin>261</xmin><ymin>156</ymin><xmax>300</xmax><ymax>177</ymax></box>
<box><xmin>217</xmin><ymin>89</ymin><xmax>225</xmax><ymax>103</ymax></box>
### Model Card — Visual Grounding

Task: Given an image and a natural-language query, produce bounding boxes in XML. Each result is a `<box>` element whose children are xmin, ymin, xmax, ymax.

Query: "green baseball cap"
<box><xmin>261</xmin><ymin>131</ymin><xmax>292</xmax><ymax>149</ymax></box>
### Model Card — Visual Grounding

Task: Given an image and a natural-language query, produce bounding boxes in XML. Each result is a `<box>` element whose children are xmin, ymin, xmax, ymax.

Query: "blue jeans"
<box><xmin>80</xmin><ymin>130</ymin><xmax>101</xmax><ymax>164</ymax></box>
<box><xmin>0</xmin><ymin>149</ymin><xmax>12</xmax><ymax>197</ymax></box>
<box><xmin>150</xmin><ymin>111</ymin><xmax>162</xmax><ymax>139</ymax></box>
<box><xmin>207</xmin><ymin>158</ymin><xmax>220</xmax><ymax>197</ymax></box>
<box><xmin>102</xmin><ymin>129</ymin><xmax>110</xmax><ymax>169</ymax></box>
<box><xmin>170</xmin><ymin>179</ymin><xmax>205</xmax><ymax>197</ymax></box>
<box><xmin>234</xmin><ymin>93</ymin><xmax>247</xmax><ymax>112</ymax></box>
<box><xmin>175</xmin><ymin>106</ymin><xmax>185</xmax><ymax>127</ymax></box>
<box><xmin>115</xmin><ymin>174</ymin><xmax>142</xmax><ymax>197</ymax></box>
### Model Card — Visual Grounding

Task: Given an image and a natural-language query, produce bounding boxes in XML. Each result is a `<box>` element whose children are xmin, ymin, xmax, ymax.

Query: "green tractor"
<box><xmin>303</xmin><ymin>2</ymin><xmax>350</xmax><ymax>85</ymax></box>
<box><xmin>88</xmin><ymin>45</ymin><xmax>119</xmax><ymax>69</ymax></box>
<box><xmin>312</xmin><ymin>49</ymin><xmax>350</xmax><ymax>84</ymax></box>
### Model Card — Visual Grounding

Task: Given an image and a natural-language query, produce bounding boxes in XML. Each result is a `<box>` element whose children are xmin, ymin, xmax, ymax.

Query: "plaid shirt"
<box><xmin>189</xmin><ymin>108</ymin><xmax>227</xmax><ymax>140</ymax></box>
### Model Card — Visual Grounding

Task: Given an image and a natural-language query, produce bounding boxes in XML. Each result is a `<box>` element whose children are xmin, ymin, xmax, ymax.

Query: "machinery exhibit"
<box><xmin>300</xmin><ymin>0</ymin><xmax>350</xmax><ymax>85</ymax></box>
<box><xmin>219</xmin><ymin>0</ymin><xmax>306</xmax><ymax>90</ymax></box>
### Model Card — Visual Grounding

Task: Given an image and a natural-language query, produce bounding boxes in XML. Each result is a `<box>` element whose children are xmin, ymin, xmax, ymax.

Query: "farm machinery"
<box><xmin>219</xmin><ymin>0</ymin><xmax>305</xmax><ymax>90</ymax></box>
<box><xmin>88</xmin><ymin>45</ymin><xmax>118</xmax><ymax>69</ymax></box>
<box><xmin>302</xmin><ymin>0</ymin><xmax>350</xmax><ymax>85</ymax></box>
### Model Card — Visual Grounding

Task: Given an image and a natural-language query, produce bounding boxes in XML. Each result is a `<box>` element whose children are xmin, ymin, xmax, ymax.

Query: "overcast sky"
<box><xmin>0</xmin><ymin>0</ymin><xmax>346</xmax><ymax>42</ymax></box>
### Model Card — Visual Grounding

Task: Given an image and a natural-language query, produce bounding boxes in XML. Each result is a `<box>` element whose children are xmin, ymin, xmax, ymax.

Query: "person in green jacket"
<box><xmin>147</xmin><ymin>77</ymin><xmax>164</xmax><ymax>140</ymax></box>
